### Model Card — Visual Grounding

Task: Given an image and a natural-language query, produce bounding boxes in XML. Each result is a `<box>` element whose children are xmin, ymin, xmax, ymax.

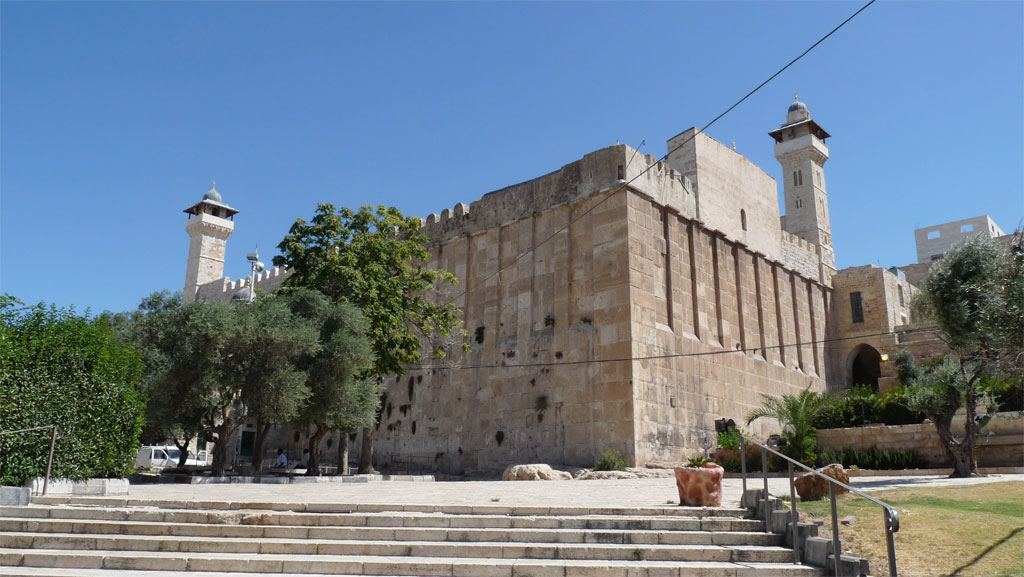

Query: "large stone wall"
<box><xmin>371</xmin><ymin>137</ymin><xmax>836</xmax><ymax>472</ymax></box>
<box><xmin>374</xmin><ymin>186</ymin><xmax>635</xmax><ymax>473</ymax></box>
<box><xmin>665</xmin><ymin>129</ymin><xmax>783</xmax><ymax>264</ymax></box>
<box><xmin>818</xmin><ymin>413</ymin><xmax>1024</xmax><ymax>468</ymax></box>
<box><xmin>626</xmin><ymin>191</ymin><xmax>830</xmax><ymax>464</ymax></box>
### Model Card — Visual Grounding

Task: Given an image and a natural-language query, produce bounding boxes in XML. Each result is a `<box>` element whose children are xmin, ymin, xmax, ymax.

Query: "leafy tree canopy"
<box><xmin>275</xmin><ymin>204</ymin><xmax>466</xmax><ymax>379</ymax></box>
<box><xmin>1</xmin><ymin>297</ymin><xmax>144</xmax><ymax>485</ymax></box>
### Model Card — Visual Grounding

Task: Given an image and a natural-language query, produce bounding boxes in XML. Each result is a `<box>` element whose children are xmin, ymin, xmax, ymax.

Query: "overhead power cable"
<box><xmin>411</xmin><ymin>325</ymin><xmax>937</xmax><ymax>372</ymax></box>
<box><xmin>437</xmin><ymin>0</ymin><xmax>876</xmax><ymax>307</ymax></box>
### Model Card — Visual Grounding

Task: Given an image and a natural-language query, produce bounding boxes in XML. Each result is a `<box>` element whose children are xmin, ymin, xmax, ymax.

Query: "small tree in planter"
<box><xmin>674</xmin><ymin>456</ymin><xmax>724</xmax><ymax>507</ymax></box>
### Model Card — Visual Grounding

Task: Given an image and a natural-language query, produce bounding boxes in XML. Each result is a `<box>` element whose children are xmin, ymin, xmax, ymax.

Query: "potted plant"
<box><xmin>673</xmin><ymin>456</ymin><xmax>724</xmax><ymax>507</ymax></box>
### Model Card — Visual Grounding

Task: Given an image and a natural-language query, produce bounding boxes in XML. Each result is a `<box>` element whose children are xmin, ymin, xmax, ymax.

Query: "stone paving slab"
<box><xmin>33</xmin><ymin>473</ymin><xmax>1019</xmax><ymax>510</ymax></box>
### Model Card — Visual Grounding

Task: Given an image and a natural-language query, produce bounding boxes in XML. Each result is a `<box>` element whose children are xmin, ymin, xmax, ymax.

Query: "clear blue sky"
<box><xmin>2</xmin><ymin>1</ymin><xmax>1021</xmax><ymax>314</ymax></box>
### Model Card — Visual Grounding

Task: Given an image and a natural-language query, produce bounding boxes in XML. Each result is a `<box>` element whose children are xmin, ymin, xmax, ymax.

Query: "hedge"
<box><xmin>0</xmin><ymin>300</ymin><xmax>144</xmax><ymax>486</ymax></box>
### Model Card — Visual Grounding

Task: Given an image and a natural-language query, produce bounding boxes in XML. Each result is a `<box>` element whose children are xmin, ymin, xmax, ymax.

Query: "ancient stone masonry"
<box><xmin>182</xmin><ymin>98</ymin><xmax>1001</xmax><ymax>474</ymax></box>
<box><xmin>372</xmin><ymin>106</ymin><xmax>838</xmax><ymax>472</ymax></box>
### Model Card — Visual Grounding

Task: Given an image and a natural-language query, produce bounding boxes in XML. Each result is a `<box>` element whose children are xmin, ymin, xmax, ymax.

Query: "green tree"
<box><xmin>746</xmin><ymin>386</ymin><xmax>835</xmax><ymax>465</ymax></box>
<box><xmin>906</xmin><ymin>233</ymin><xmax>1023</xmax><ymax>477</ymax></box>
<box><xmin>286</xmin><ymin>290</ymin><xmax>376</xmax><ymax>474</ymax></box>
<box><xmin>109</xmin><ymin>290</ymin><xmax>200</xmax><ymax>467</ymax></box>
<box><xmin>136</xmin><ymin>299</ymin><xmax>239</xmax><ymax>475</ymax></box>
<box><xmin>0</xmin><ymin>297</ymin><xmax>144</xmax><ymax>486</ymax></box>
<box><xmin>275</xmin><ymin>204</ymin><xmax>466</xmax><ymax>473</ymax></box>
<box><xmin>226</xmin><ymin>294</ymin><xmax>320</xmax><ymax>474</ymax></box>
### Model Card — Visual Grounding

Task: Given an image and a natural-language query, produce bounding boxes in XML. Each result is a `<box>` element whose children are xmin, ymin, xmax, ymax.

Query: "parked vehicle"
<box><xmin>135</xmin><ymin>446</ymin><xmax>208</xmax><ymax>470</ymax></box>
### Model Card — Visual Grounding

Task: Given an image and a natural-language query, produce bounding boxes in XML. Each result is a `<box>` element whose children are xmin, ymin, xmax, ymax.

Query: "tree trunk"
<box><xmin>337</xmin><ymin>431</ymin><xmax>349</xmax><ymax>476</ymax></box>
<box><xmin>932</xmin><ymin>410</ymin><xmax>977</xmax><ymax>478</ymax></box>
<box><xmin>209</xmin><ymin>419</ymin><xmax>240</xmax><ymax>477</ymax></box>
<box><xmin>357</xmin><ymin>426</ymin><xmax>374</xmax><ymax>474</ymax></box>
<box><xmin>252</xmin><ymin>421</ymin><xmax>272</xmax><ymax>474</ymax></box>
<box><xmin>173</xmin><ymin>435</ymin><xmax>194</xmax><ymax>468</ymax></box>
<box><xmin>307</xmin><ymin>425</ymin><xmax>327</xmax><ymax>476</ymax></box>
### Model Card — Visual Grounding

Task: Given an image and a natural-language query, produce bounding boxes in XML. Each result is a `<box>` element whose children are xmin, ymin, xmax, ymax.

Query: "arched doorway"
<box><xmin>847</xmin><ymin>344</ymin><xmax>882</xmax><ymax>390</ymax></box>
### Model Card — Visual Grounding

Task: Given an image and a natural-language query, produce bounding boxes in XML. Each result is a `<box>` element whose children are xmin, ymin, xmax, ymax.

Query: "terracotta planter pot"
<box><xmin>673</xmin><ymin>463</ymin><xmax>724</xmax><ymax>507</ymax></box>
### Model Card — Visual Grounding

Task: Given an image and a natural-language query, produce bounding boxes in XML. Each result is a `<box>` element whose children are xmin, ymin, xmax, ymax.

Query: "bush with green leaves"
<box><xmin>716</xmin><ymin>428</ymin><xmax>742</xmax><ymax>450</ymax></box>
<box><xmin>813</xmin><ymin>385</ymin><xmax>926</xmax><ymax>429</ymax></box>
<box><xmin>816</xmin><ymin>446</ymin><xmax>926</xmax><ymax>470</ymax></box>
<box><xmin>0</xmin><ymin>297</ymin><xmax>144</xmax><ymax>486</ymax></box>
<box><xmin>593</xmin><ymin>449</ymin><xmax>627</xmax><ymax>471</ymax></box>
<box><xmin>684</xmin><ymin>455</ymin><xmax>711</xmax><ymax>467</ymax></box>
<box><xmin>746</xmin><ymin>386</ymin><xmax>835</xmax><ymax>465</ymax></box>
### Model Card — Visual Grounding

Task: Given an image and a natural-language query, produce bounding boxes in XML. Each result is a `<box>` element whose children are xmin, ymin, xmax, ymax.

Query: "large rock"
<box><xmin>794</xmin><ymin>464</ymin><xmax>850</xmax><ymax>501</ymax></box>
<box><xmin>673</xmin><ymin>464</ymin><xmax>724</xmax><ymax>507</ymax></box>
<box><xmin>501</xmin><ymin>464</ymin><xmax>572</xmax><ymax>481</ymax></box>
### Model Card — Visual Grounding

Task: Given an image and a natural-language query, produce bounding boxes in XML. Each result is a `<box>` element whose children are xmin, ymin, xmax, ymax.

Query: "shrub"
<box><xmin>717</xmin><ymin>429</ymin><xmax>742</xmax><ymax>450</ymax></box>
<box><xmin>816</xmin><ymin>446</ymin><xmax>926</xmax><ymax>470</ymax></box>
<box><xmin>814</xmin><ymin>385</ymin><xmax>926</xmax><ymax>429</ymax></box>
<box><xmin>0</xmin><ymin>300</ymin><xmax>144</xmax><ymax>486</ymax></box>
<box><xmin>684</xmin><ymin>455</ymin><xmax>710</xmax><ymax>467</ymax></box>
<box><xmin>594</xmin><ymin>449</ymin><xmax>627</xmax><ymax>471</ymax></box>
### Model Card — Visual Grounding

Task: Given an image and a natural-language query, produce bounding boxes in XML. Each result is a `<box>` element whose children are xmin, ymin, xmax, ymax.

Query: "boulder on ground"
<box><xmin>673</xmin><ymin>464</ymin><xmax>724</xmax><ymax>507</ymax></box>
<box><xmin>794</xmin><ymin>463</ymin><xmax>850</xmax><ymax>501</ymax></box>
<box><xmin>501</xmin><ymin>464</ymin><xmax>572</xmax><ymax>481</ymax></box>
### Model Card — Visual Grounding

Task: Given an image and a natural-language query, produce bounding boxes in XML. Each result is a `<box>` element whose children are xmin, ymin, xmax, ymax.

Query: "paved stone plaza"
<box><xmin>116</xmin><ymin>474</ymin><xmax>1024</xmax><ymax>509</ymax></box>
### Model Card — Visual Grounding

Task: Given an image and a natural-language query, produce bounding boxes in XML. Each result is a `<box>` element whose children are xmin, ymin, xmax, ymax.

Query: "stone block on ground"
<box><xmin>794</xmin><ymin>464</ymin><xmax>849</xmax><ymax>501</ymax></box>
<box><xmin>0</xmin><ymin>486</ymin><xmax>30</xmax><ymax>506</ymax></box>
<box><xmin>501</xmin><ymin>464</ymin><xmax>572</xmax><ymax>481</ymax></box>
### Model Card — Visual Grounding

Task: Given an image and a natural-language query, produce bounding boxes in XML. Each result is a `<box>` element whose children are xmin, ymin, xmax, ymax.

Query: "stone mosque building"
<box><xmin>180</xmin><ymin>98</ymin><xmax>1009</xmax><ymax>473</ymax></box>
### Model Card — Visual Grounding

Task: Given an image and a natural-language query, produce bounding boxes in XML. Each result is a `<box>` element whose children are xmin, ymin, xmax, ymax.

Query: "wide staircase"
<box><xmin>0</xmin><ymin>497</ymin><xmax>820</xmax><ymax>576</ymax></box>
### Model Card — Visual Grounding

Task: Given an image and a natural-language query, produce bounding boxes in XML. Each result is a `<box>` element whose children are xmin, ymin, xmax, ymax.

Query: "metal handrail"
<box><xmin>0</xmin><ymin>425</ymin><xmax>60</xmax><ymax>495</ymax></box>
<box><xmin>739</xmin><ymin>433</ymin><xmax>899</xmax><ymax>577</ymax></box>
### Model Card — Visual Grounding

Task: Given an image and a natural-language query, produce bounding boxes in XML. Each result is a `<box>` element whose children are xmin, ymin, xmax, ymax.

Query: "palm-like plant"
<box><xmin>746</xmin><ymin>386</ymin><xmax>835</xmax><ymax>465</ymax></box>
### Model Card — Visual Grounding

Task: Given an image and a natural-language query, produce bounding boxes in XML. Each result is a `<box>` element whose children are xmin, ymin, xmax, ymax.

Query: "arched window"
<box><xmin>740</xmin><ymin>210</ymin><xmax>747</xmax><ymax>231</ymax></box>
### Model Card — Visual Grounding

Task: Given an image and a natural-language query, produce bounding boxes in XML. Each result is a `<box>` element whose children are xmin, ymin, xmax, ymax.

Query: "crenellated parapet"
<box><xmin>194</xmin><ymin>265</ymin><xmax>293</xmax><ymax>303</ymax></box>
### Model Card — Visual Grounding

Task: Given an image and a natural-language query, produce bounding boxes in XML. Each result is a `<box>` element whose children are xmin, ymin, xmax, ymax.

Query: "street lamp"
<box><xmin>246</xmin><ymin>249</ymin><xmax>265</xmax><ymax>303</ymax></box>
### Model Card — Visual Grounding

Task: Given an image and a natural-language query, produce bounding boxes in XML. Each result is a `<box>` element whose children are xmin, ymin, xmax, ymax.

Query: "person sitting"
<box><xmin>274</xmin><ymin>449</ymin><xmax>287</xmax><ymax>468</ymax></box>
<box><xmin>300</xmin><ymin>448</ymin><xmax>310</xmax><ymax>468</ymax></box>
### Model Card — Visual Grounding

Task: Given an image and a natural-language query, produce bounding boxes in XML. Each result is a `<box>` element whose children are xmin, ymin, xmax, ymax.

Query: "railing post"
<box><xmin>830</xmin><ymin>483</ymin><xmax>842</xmax><ymax>577</ymax></box>
<box><xmin>740</xmin><ymin>435</ymin><xmax>747</xmax><ymax>495</ymax></box>
<box><xmin>788</xmin><ymin>461</ymin><xmax>799</xmax><ymax>564</ymax></box>
<box><xmin>885</xmin><ymin>508</ymin><xmax>898</xmax><ymax>577</ymax></box>
<box><xmin>762</xmin><ymin>449</ymin><xmax>770</xmax><ymax>534</ymax></box>
<box><xmin>43</xmin><ymin>426</ymin><xmax>58</xmax><ymax>496</ymax></box>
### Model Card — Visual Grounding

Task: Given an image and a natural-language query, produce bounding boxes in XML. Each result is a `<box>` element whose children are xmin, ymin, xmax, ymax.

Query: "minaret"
<box><xmin>183</xmin><ymin>183</ymin><xmax>238</xmax><ymax>303</ymax></box>
<box><xmin>769</xmin><ymin>95</ymin><xmax>835</xmax><ymax>277</ymax></box>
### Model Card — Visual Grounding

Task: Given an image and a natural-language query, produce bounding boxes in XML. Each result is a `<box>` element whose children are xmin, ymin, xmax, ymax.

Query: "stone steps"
<box><xmin>0</xmin><ymin>519</ymin><xmax>782</xmax><ymax>546</ymax></box>
<box><xmin>0</xmin><ymin>549</ymin><xmax>819</xmax><ymax>576</ymax></box>
<box><xmin>0</xmin><ymin>501</ymin><xmax>822</xmax><ymax>576</ymax></box>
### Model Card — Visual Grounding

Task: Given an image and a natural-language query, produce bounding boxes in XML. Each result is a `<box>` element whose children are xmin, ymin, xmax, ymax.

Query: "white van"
<box><xmin>135</xmin><ymin>446</ymin><xmax>208</xmax><ymax>470</ymax></box>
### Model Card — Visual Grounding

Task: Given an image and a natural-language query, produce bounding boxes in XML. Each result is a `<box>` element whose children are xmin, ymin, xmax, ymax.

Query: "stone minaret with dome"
<box><xmin>183</xmin><ymin>183</ymin><xmax>238</xmax><ymax>303</ymax></box>
<box><xmin>770</xmin><ymin>96</ymin><xmax>836</xmax><ymax>278</ymax></box>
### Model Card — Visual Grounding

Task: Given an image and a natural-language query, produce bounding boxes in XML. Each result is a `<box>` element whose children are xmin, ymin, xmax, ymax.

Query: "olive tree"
<box><xmin>907</xmin><ymin>233</ymin><xmax>1024</xmax><ymax>477</ymax></box>
<box><xmin>275</xmin><ymin>204</ymin><xmax>466</xmax><ymax>474</ymax></box>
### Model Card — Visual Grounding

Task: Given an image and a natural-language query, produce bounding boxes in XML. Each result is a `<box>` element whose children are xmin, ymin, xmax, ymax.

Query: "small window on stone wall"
<box><xmin>796</xmin><ymin>198</ymin><xmax>803</xmax><ymax>209</ymax></box>
<box><xmin>798</xmin><ymin>170</ymin><xmax>803</xmax><ymax>186</ymax></box>
<box><xmin>928</xmin><ymin>230</ymin><xmax>941</xmax><ymax>239</ymax></box>
<box><xmin>961</xmin><ymin>224</ymin><xmax>974</xmax><ymax>233</ymax></box>
<box><xmin>793</xmin><ymin>171</ymin><xmax>798</xmax><ymax>186</ymax></box>
<box><xmin>850</xmin><ymin>291</ymin><xmax>864</xmax><ymax>324</ymax></box>
<box><xmin>617</xmin><ymin>165</ymin><xmax>624</xmax><ymax>180</ymax></box>
<box><xmin>898</xmin><ymin>285</ymin><xmax>905</xmax><ymax>307</ymax></box>
<box><xmin>740</xmin><ymin>210</ymin><xmax>747</xmax><ymax>231</ymax></box>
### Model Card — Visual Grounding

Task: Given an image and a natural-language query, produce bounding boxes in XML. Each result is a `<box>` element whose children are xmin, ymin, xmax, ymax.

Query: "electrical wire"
<box><xmin>435</xmin><ymin>0</ymin><xmax>877</xmax><ymax>307</ymax></box>
<box><xmin>411</xmin><ymin>325</ymin><xmax>938</xmax><ymax>372</ymax></box>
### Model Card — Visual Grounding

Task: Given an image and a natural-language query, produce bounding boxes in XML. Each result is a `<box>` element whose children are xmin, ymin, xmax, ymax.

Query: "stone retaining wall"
<box><xmin>817</xmin><ymin>412</ymin><xmax>1024</xmax><ymax>468</ymax></box>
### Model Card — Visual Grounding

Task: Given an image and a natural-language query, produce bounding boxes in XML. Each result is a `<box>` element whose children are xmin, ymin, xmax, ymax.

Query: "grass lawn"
<box><xmin>790</xmin><ymin>481</ymin><xmax>1024</xmax><ymax>577</ymax></box>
